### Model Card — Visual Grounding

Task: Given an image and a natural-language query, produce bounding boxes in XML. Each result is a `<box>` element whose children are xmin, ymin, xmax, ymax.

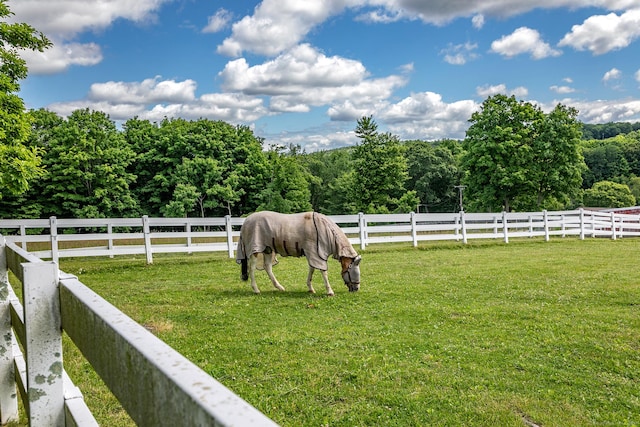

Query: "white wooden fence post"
<box><xmin>410</xmin><ymin>212</ymin><xmax>418</xmax><ymax>247</ymax></box>
<box><xmin>0</xmin><ymin>236</ymin><xmax>18</xmax><ymax>424</ymax></box>
<box><xmin>528</xmin><ymin>215</ymin><xmax>533</xmax><ymax>237</ymax></box>
<box><xmin>561</xmin><ymin>214</ymin><xmax>566</xmax><ymax>238</ymax></box>
<box><xmin>186</xmin><ymin>219</ymin><xmax>193</xmax><ymax>255</ymax></box>
<box><xmin>49</xmin><ymin>216</ymin><xmax>59</xmax><ymax>264</ymax></box>
<box><xmin>460</xmin><ymin>211</ymin><xmax>467</xmax><ymax>244</ymax></box>
<box><xmin>107</xmin><ymin>222</ymin><xmax>115</xmax><ymax>258</ymax></box>
<box><xmin>543</xmin><ymin>210</ymin><xmax>550</xmax><ymax>242</ymax></box>
<box><xmin>142</xmin><ymin>215</ymin><xmax>153</xmax><ymax>264</ymax></box>
<box><xmin>454</xmin><ymin>215</ymin><xmax>460</xmax><ymax>240</ymax></box>
<box><xmin>359</xmin><ymin>212</ymin><xmax>367</xmax><ymax>250</ymax></box>
<box><xmin>22</xmin><ymin>261</ymin><xmax>65</xmax><ymax>426</ymax></box>
<box><xmin>610</xmin><ymin>212</ymin><xmax>617</xmax><ymax>240</ymax></box>
<box><xmin>226</xmin><ymin>215</ymin><xmax>234</xmax><ymax>258</ymax></box>
<box><xmin>19</xmin><ymin>225</ymin><xmax>27</xmax><ymax>251</ymax></box>
<box><xmin>502</xmin><ymin>211</ymin><xmax>509</xmax><ymax>243</ymax></box>
<box><xmin>579</xmin><ymin>208</ymin><xmax>585</xmax><ymax>240</ymax></box>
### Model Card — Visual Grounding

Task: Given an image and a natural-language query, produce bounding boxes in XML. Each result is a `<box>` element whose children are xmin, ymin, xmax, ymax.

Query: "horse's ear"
<box><xmin>353</xmin><ymin>255</ymin><xmax>362</xmax><ymax>266</ymax></box>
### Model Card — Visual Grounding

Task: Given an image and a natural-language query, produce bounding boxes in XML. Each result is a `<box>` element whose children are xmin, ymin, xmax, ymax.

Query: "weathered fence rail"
<box><xmin>0</xmin><ymin>236</ymin><xmax>279</xmax><ymax>426</ymax></box>
<box><xmin>1</xmin><ymin>209</ymin><xmax>639</xmax><ymax>263</ymax></box>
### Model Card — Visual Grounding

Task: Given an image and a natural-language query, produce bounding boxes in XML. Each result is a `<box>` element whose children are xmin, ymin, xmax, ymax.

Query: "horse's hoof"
<box><xmin>327</xmin><ymin>292</ymin><xmax>335</xmax><ymax>297</ymax></box>
<box><xmin>308</xmin><ymin>289</ymin><xmax>316</xmax><ymax>294</ymax></box>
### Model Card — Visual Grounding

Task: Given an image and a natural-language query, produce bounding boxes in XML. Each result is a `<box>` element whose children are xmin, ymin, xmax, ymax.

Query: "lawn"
<box><xmin>44</xmin><ymin>238</ymin><xmax>640</xmax><ymax>426</ymax></box>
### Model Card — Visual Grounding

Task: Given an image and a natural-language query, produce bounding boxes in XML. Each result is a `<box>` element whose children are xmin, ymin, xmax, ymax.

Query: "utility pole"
<box><xmin>454</xmin><ymin>185</ymin><xmax>466</xmax><ymax>212</ymax></box>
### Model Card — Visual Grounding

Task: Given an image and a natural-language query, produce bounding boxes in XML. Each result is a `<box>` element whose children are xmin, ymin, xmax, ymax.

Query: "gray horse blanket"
<box><xmin>236</xmin><ymin>211</ymin><xmax>358</xmax><ymax>271</ymax></box>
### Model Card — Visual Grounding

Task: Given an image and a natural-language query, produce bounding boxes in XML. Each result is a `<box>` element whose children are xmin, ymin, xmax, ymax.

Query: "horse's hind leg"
<box><xmin>248</xmin><ymin>254</ymin><xmax>260</xmax><ymax>294</ymax></box>
<box><xmin>264</xmin><ymin>252</ymin><xmax>285</xmax><ymax>291</ymax></box>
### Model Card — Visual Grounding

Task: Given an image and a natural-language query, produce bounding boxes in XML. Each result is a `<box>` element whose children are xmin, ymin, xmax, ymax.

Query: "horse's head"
<box><xmin>341</xmin><ymin>255</ymin><xmax>362</xmax><ymax>292</ymax></box>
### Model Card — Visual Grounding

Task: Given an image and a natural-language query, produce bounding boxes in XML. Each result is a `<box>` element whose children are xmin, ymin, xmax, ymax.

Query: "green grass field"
<box><xmin>29</xmin><ymin>238</ymin><xmax>640</xmax><ymax>426</ymax></box>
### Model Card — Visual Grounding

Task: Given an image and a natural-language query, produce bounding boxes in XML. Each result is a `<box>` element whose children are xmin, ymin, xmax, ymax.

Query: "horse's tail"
<box><xmin>237</xmin><ymin>235</ymin><xmax>249</xmax><ymax>281</ymax></box>
<box><xmin>241</xmin><ymin>258</ymin><xmax>248</xmax><ymax>281</ymax></box>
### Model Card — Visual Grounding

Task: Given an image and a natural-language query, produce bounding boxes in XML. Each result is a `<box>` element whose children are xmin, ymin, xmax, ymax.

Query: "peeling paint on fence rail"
<box><xmin>58</xmin><ymin>273</ymin><xmax>279</xmax><ymax>427</ymax></box>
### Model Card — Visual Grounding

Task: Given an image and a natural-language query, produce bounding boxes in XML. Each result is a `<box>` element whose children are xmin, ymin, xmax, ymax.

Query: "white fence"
<box><xmin>1</xmin><ymin>208</ymin><xmax>639</xmax><ymax>424</ymax></box>
<box><xmin>1</xmin><ymin>209</ymin><xmax>639</xmax><ymax>263</ymax></box>
<box><xmin>0</xmin><ymin>237</ymin><xmax>279</xmax><ymax>426</ymax></box>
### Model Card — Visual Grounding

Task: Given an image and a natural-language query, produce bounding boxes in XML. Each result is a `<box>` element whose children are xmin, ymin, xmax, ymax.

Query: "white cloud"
<box><xmin>441</xmin><ymin>42</ymin><xmax>479</xmax><ymax>65</ymax></box>
<box><xmin>47</xmin><ymin>89</ymin><xmax>269</xmax><ymax>124</ymax></box>
<box><xmin>10</xmin><ymin>0</ymin><xmax>168</xmax><ymax>39</ymax></box>
<box><xmin>19</xmin><ymin>42</ymin><xmax>102</xmax><ymax>74</ymax></box>
<box><xmin>88</xmin><ymin>77</ymin><xmax>197</xmax><ymax>104</ymax></box>
<box><xmin>559</xmin><ymin>9</ymin><xmax>640</xmax><ymax>55</ymax></box>
<box><xmin>218</xmin><ymin>44</ymin><xmax>407</xmax><ymax>113</ymax></box>
<box><xmin>388</xmin><ymin>98</ymin><xmax>480</xmax><ymax>140</ymax></box>
<box><xmin>490</xmin><ymin>27</ymin><xmax>562</xmax><ymax>59</ymax></box>
<box><xmin>603</xmin><ymin>68</ymin><xmax>623</xmax><ymax>82</ymax></box>
<box><xmin>472</xmin><ymin>14</ymin><xmax>485</xmax><ymax>29</ymax></box>
<box><xmin>202</xmin><ymin>8</ymin><xmax>233</xmax><ymax>33</ymax></box>
<box><xmin>328</xmin><ymin>91</ymin><xmax>480</xmax><ymax>141</ymax></box>
<box><xmin>219</xmin><ymin>44</ymin><xmax>368</xmax><ymax>94</ymax></box>
<box><xmin>217</xmin><ymin>0</ymin><xmax>346</xmax><ymax>57</ymax></box>
<box><xmin>380</xmin><ymin>0</ymin><xmax>635</xmax><ymax>24</ymax></box>
<box><xmin>141</xmin><ymin>93</ymin><xmax>268</xmax><ymax>123</ymax></box>
<box><xmin>566</xmin><ymin>98</ymin><xmax>640</xmax><ymax>123</ymax></box>
<box><xmin>550</xmin><ymin>85</ymin><xmax>576</xmax><ymax>94</ymax></box>
<box><xmin>217</xmin><ymin>0</ymin><xmax>637</xmax><ymax>58</ymax></box>
<box><xmin>476</xmin><ymin>84</ymin><xmax>528</xmax><ymax>98</ymax></box>
<box><xmin>46</xmin><ymin>100</ymin><xmax>146</xmax><ymax>120</ymax></box>
<box><xmin>11</xmin><ymin>0</ymin><xmax>169</xmax><ymax>74</ymax></box>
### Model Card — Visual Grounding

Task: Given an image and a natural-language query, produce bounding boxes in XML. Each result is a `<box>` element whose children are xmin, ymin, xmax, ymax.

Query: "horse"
<box><xmin>235</xmin><ymin>211</ymin><xmax>362</xmax><ymax>296</ymax></box>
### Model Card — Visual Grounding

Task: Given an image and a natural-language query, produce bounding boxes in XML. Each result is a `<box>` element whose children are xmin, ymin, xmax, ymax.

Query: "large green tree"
<box><xmin>527</xmin><ymin>104</ymin><xmax>584</xmax><ymax>209</ymax></box>
<box><xmin>38</xmin><ymin>109</ymin><xmax>138</xmax><ymax>218</ymax></box>
<box><xmin>302</xmin><ymin>147</ymin><xmax>352</xmax><ymax>214</ymax></box>
<box><xmin>256</xmin><ymin>145</ymin><xmax>314</xmax><ymax>213</ymax></box>
<box><xmin>462</xmin><ymin>95</ymin><xmax>584</xmax><ymax>211</ymax></box>
<box><xmin>125</xmin><ymin>118</ymin><xmax>270</xmax><ymax>217</ymax></box>
<box><xmin>581</xmin><ymin>141</ymin><xmax>630</xmax><ymax>189</ymax></box>
<box><xmin>405</xmin><ymin>140</ymin><xmax>460</xmax><ymax>212</ymax></box>
<box><xmin>347</xmin><ymin>116</ymin><xmax>418</xmax><ymax>213</ymax></box>
<box><xmin>0</xmin><ymin>1</ymin><xmax>51</xmax><ymax>200</ymax></box>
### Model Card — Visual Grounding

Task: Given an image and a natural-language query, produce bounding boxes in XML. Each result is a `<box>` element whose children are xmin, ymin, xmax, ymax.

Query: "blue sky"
<box><xmin>11</xmin><ymin>0</ymin><xmax>640</xmax><ymax>151</ymax></box>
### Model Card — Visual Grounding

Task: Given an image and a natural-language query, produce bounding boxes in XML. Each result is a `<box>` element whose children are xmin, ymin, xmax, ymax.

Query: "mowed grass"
<box><xmin>49</xmin><ymin>238</ymin><xmax>640</xmax><ymax>426</ymax></box>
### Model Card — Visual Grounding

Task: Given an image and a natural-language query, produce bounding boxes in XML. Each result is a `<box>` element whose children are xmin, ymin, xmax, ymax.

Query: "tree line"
<box><xmin>2</xmin><ymin>1</ymin><xmax>639</xmax><ymax>219</ymax></box>
<box><xmin>1</xmin><ymin>100</ymin><xmax>639</xmax><ymax>220</ymax></box>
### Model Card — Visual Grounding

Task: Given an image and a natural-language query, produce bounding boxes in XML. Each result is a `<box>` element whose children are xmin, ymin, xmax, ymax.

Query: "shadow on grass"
<box><xmin>217</xmin><ymin>286</ymin><xmax>345</xmax><ymax>300</ymax></box>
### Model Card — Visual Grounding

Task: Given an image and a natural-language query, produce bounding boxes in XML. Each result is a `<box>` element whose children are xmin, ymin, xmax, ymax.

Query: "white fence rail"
<box><xmin>0</xmin><ymin>236</ymin><xmax>279</xmax><ymax>426</ymax></box>
<box><xmin>1</xmin><ymin>209</ymin><xmax>639</xmax><ymax>263</ymax></box>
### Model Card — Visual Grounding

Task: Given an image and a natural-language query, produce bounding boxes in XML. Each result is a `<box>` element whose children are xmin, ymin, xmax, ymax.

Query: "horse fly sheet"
<box><xmin>236</xmin><ymin>211</ymin><xmax>361</xmax><ymax>295</ymax></box>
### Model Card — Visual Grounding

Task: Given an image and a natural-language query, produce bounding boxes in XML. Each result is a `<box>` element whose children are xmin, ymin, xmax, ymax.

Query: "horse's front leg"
<box><xmin>248</xmin><ymin>254</ymin><xmax>260</xmax><ymax>294</ymax></box>
<box><xmin>319</xmin><ymin>269</ymin><xmax>335</xmax><ymax>296</ymax></box>
<box><xmin>264</xmin><ymin>252</ymin><xmax>285</xmax><ymax>291</ymax></box>
<box><xmin>306</xmin><ymin>266</ymin><xmax>316</xmax><ymax>294</ymax></box>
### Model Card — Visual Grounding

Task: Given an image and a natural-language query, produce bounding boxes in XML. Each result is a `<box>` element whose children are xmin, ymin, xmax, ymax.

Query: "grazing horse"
<box><xmin>236</xmin><ymin>211</ymin><xmax>362</xmax><ymax>295</ymax></box>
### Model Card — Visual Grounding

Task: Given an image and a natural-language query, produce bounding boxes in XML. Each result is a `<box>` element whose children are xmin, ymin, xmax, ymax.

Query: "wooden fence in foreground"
<box><xmin>1</xmin><ymin>209</ymin><xmax>639</xmax><ymax>263</ymax></box>
<box><xmin>0</xmin><ymin>237</ymin><xmax>279</xmax><ymax>426</ymax></box>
